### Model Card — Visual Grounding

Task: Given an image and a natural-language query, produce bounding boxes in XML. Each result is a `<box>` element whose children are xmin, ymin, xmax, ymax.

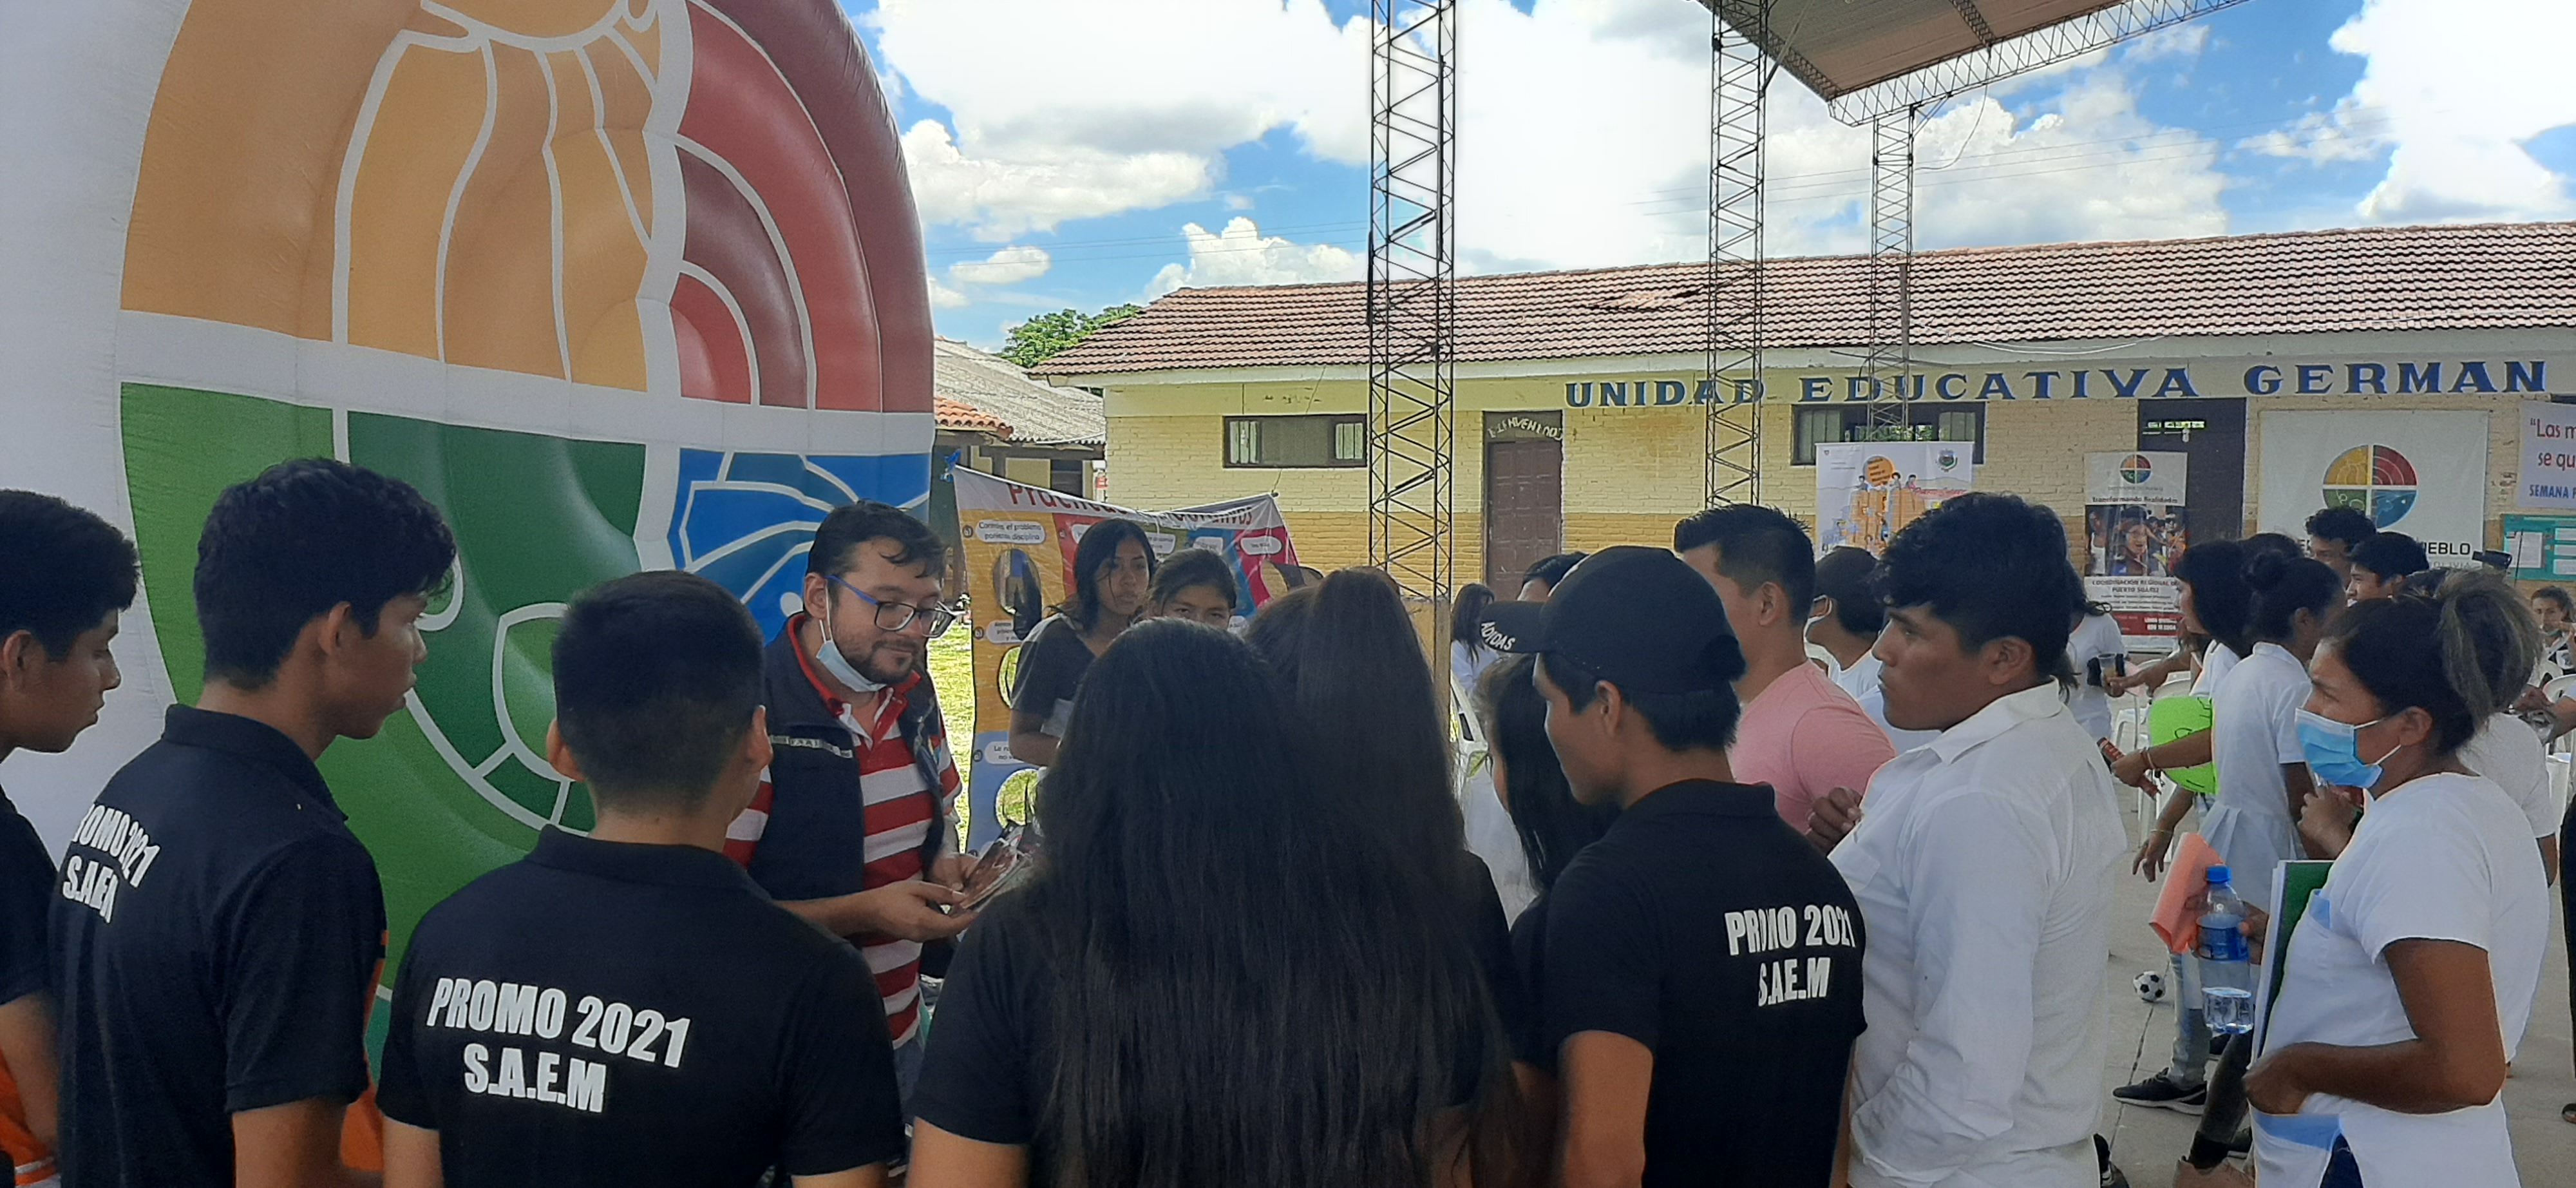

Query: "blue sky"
<box><xmin>844</xmin><ymin>0</ymin><xmax>2576</xmax><ymax>349</ymax></box>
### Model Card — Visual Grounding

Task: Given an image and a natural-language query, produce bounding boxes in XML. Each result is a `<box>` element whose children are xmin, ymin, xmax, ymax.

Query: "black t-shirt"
<box><xmin>52</xmin><ymin>706</ymin><xmax>386</xmax><ymax>1188</ymax></box>
<box><xmin>1452</xmin><ymin>852</ymin><xmax>1532</xmax><ymax>1062</ymax></box>
<box><xmin>1508</xmin><ymin>890</ymin><xmax>1553</xmax><ymax>1069</ymax></box>
<box><xmin>1543</xmin><ymin>780</ymin><xmax>1866</xmax><ymax>1188</ymax></box>
<box><xmin>0</xmin><ymin>788</ymin><xmax>54</xmax><ymax>1010</ymax></box>
<box><xmin>1006</xmin><ymin>616</ymin><xmax>1094</xmax><ymax>738</ymax></box>
<box><xmin>915</xmin><ymin>893</ymin><xmax>1492</xmax><ymax>1182</ymax></box>
<box><xmin>378</xmin><ymin>829</ymin><xmax>902</xmax><ymax>1185</ymax></box>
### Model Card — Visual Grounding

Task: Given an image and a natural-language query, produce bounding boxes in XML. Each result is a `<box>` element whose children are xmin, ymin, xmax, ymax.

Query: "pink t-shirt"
<box><xmin>1730</xmin><ymin>662</ymin><xmax>1901</xmax><ymax>832</ymax></box>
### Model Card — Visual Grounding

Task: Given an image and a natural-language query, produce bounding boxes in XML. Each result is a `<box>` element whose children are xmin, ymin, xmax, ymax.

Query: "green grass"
<box><xmin>931</xmin><ymin>626</ymin><xmax>975</xmax><ymax>848</ymax></box>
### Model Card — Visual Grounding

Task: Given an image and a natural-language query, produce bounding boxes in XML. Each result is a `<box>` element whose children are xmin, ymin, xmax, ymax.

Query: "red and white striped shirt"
<box><xmin>728</xmin><ymin>644</ymin><xmax>953</xmax><ymax>1046</ymax></box>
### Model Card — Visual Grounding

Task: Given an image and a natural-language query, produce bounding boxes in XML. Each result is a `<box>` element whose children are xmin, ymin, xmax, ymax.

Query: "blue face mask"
<box><xmin>2296</xmin><ymin>709</ymin><xmax>2401</xmax><ymax>789</ymax></box>
<box><xmin>810</xmin><ymin>586</ymin><xmax>888</xmax><ymax>696</ymax></box>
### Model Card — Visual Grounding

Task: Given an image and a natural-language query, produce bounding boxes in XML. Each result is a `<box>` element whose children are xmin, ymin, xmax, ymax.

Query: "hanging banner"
<box><xmin>2255</xmin><ymin>411</ymin><xmax>2489</xmax><ymax>567</ymax></box>
<box><xmin>952</xmin><ymin>468</ymin><xmax>1301</xmax><ymax>847</ymax></box>
<box><xmin>2083</xmin><ymin>452</ymin><xmax>2190</xmax><ymax>649</ymax></box>
<box><xmin>2519</xmin><ymin>402</ymin><xmax>2576</xmax><ymax>511</ymax></box>
<box><xmin>1814</xmin><ymin>441</ymin><xmax>1975</xmax><ymax>553</ymax></box>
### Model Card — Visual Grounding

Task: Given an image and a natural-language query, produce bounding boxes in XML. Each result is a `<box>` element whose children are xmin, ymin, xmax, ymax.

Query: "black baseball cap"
<box><xmin>1479</xmin><ymin>546</ymin><xmax>1746</xmax><ymax>693</ymax></box>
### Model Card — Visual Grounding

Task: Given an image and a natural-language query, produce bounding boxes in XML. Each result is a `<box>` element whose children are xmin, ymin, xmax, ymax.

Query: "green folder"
<box><xmin>2255</xmin><ymin>859</ymin><xmax>2335</xmax><ymax>1051</ymax></box>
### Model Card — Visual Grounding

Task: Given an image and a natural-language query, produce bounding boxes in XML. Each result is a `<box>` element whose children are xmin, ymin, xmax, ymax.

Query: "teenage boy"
<box><xmin>1481</xmin><ymin>547</ymin><xmax>1865</xmax><ymax>1188</ymax></box>
<box><xmin>1827</xmin><ymin>493</ymin><xmax>2127</xmax><ymax>1188</ymax></box>
<box><xmin>2345</xmin><ymin>531</ymin><xmax>2428</xmax><ymax>602</ymax></box>
<box><xmin>0</xmin><ymin>492</ymin><xmax>138</xmax><ymax>1180</ymax></box>
<box><xmin>1808</xmin><ymin>546</ymin><xmax>1938</xmax><ymax>754</ymax></box>
<box><xmin>378</xmin><ymin>572</ymin><xmax>903</xmax><ymax>1187</ymax></box>
<box><xmin>732</xmin><ymin>502</ymin><xmax>968</xmax><ymax>1104</ymax></box>
<box><xmin>2303</xmin><ymin>506</ymin><xmax>2374</xmax><ymax>586</ymax></box>
<box><xmin>1676</xmin><ymin>508</ymin><xmax>1896</xmax><ymax>841</ymax></box>
<box><xmin>54</xmin><ymin>459</ymin><xmax>455</xmax><ymax>1187</ymax></box>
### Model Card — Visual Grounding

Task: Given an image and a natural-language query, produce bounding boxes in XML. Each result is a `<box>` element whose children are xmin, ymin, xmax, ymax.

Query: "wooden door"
<box><xmin>1485</xmin><ymin>438</ymin><xmax>1563</xmax><ymax>591</ymax></box>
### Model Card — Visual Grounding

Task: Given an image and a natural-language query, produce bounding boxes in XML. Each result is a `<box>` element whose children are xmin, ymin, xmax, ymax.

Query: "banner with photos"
<box><xmin>1814</xmin><ymin>441</ymin><xmax>1976</xmax><ymax>553</ymax></box>
<box><xmin>951</xmin><ymin>468</ymin><xmax>1302</xmax><ymax>846</ymax></box>
<box><xmin>2083</xmin><ymin>452</ymin><xmax>2189</xmax><ymax>650</ymax></box>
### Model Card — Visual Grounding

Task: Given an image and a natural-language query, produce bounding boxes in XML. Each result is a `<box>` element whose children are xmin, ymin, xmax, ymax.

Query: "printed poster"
<box><xmin>2255</xmin><ymin>411</ymin><xmax>2489</xmax><ymax>567</ymax></box>
<box><xmin>1814</xmin><ymin>442</ymin><xmax>1975</xmax><ymax>553</ymax></box>
<box><xmin>2519</xmin><ymin>401</ymin><xmax>2576</xmax><ymax>511</ymax></box>
<box><xmin>952</xmin><ymin>468</ymin><xmax>1302</xmax><ymax>847</ymax></box>
<box><xmin>2083</xmin><ymin>452</ymin><xmax>2189</xmax><ymax>650</ymax></box>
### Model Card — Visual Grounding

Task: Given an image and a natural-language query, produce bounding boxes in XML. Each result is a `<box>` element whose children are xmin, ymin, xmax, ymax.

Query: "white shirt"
<box><xmin>2064</xmin><ymin>614</ymin><xmax>2126</xmax><ymax>742</ymax></box>
<box><xmin>2257</xmin><ymin>772</ymin><xmax>2549</xmax><ymax>1188</ymax></box>
<box><xmin>2202</xmin><ymin>642</ymin><xmax>2308</xmax><ymax>910</ymax></box>
<box><xmin>1833</xmin><ymin>652</ymin><xmax>1943</xmax><ymax>754</ymax></box>
<box><xmin>2456</xmin><ymin>713</ymin><xmax>2562</xmax><ymax>839</ymax></box>
<box><xmin>2192</xmin><ymin>642</ymin><xmax>2242</xmax><ymax>698</ymax></box>
<box><xmin>1832</xmin><ymin>683</ymin><xmax>2128</xmax><ymax>1188</ymax></box>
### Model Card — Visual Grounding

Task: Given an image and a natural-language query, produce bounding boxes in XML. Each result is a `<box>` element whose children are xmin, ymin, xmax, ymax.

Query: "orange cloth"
<box><xmin>2150</xmin><ymin>832</ymin><xmax>2223</xmax><ymax>955</ymax></box>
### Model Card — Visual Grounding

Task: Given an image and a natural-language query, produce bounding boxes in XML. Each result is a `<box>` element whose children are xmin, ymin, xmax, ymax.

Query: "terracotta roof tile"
<box><xmin>1036</xmin><ymin>222</ymin><xmax>2576</xmax><ymax>376</ymax></box>
<box><xmin>935</xmin><ymin>396</ymin><xmax>1012</xmax><ymax>437</ymax></box>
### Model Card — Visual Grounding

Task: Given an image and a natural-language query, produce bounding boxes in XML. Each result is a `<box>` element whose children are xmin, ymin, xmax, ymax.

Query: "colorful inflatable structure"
<box><xmin>0</xmin><ymin>0</ymin><xmax>933</xmax><ymax>966</ymax></box>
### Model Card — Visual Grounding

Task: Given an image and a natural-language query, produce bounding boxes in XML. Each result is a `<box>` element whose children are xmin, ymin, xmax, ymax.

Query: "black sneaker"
<box><xmin>2095</xmin><ymin>1135</ymin><xmax>2130</xmax><ymax>1188</ymax></box>
<box><xmin>2112</xmin><ymin>1071</ymin><xmax>2208</xmax><ymax>1115</ymax></box>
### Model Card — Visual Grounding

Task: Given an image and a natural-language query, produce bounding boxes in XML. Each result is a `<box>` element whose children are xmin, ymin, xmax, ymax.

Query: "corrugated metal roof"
<box><xmin>935</xmin><ymin>339</ymin><xmax>1105</xmax><ymax>447</ymax></box>
<box><xmin>1036</xmin><ymin>222</ymin><xmax>2576</xmax><ymax>377</ymax></box>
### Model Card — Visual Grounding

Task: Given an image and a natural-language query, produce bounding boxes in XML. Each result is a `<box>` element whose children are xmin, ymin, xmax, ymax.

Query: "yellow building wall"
<box><xmin>1100</xmin><ymin>371</ymin><xmax>2533</xmax><ymax>573</ymax></box>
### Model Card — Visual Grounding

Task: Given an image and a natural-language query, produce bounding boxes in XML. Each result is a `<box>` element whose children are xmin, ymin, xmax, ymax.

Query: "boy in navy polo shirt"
<box><xmin>0</xmin><ymin>492</ymin><xmax>138</xmax><ymax>1181</ymax></box>
<box><xmin>1481</xmin><ymin>547</ymin><xmax>1866</xmax><ymax>1188</ymax></box>
<box><xmin>378</xmin><ymin>571</ymin><xmax>903</xmax><ymax>1187</ymax></box>
<box><xmin>53</xmin><ymin>459</ymin><xmax>455</xmax><ymax>1188</ymax></box>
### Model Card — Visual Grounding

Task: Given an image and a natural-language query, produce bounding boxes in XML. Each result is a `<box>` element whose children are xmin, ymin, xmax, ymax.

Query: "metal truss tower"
<box><xmin>1367</xmin><ymin>1</ymin><xmax>1457</xmax><ymax>666</ymax></box>
<box><xmin>1704</xmin><ymin>1</ymin><xmax>1768</xmax><ymax>507</ymax></box>
<box><xmin>1864</xmin><ymin>105</ymin><xmax>1918</xmax><ymax>436</ymax></box>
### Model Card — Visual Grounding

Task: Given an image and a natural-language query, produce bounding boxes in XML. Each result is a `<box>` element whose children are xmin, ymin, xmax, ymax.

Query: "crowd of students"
<box><xmin>0</xmin><ymin>460</ymin><xmax>2569</xmax><ymax>1187</ymax></box>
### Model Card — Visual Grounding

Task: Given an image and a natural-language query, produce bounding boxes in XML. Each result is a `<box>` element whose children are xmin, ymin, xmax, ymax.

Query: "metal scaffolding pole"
<box><xmin>1864</xmin><ymin>105</ymin><xmax>1917</xmax><ymax>434</ymax></box>
<box><xmin>1368</xmin><ymin>1</ymin><xmax>1456</xmax><ymax>671</ymax></box>
<box><xmin>1705</xmin><ymin>1</ymin><xmax>1766</xmax><ymax>508</ymax></box>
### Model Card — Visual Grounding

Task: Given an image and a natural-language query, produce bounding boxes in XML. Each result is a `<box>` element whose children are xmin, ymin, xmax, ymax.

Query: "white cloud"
<box><xmin>1451</xmin><ymin>0</ymin><xmax>2227</xmax><ymax>267</ymax></box>
<box><xmin>901</xmin><ymin>121</ymin><xmax>1213</xmax><ymax>240</ymax></box>
<box><xmin>2239</xmin><ymin>101</ymin><xmax>2387</xmax><ymax>166</ymax></box>
<box><xmin>886</xmin><ymin>0</ymin><xmax>2234</xmax><ymax>274</ymax></box>
<box><xmin>948</xmin><ymin>245</ymin><xmax>1053</xmax><ymax>287</ymax></box>
<box><xmin>873</xmin><ymin>0</ymin><xmax>1367</xmax><ymax>236</ymax></box>
<box><xmin>2309</xmin><ymin>0</ymin><xmax>2576</xmax><ymax>222</ymax></box>
<box><xmin>1147</xmin><ymin>217</ymin><xmax>1360</xmax><ymax>294</ymax></box>
<box><xmin>928</xmin><ymin>276</ymin><xmax>972</xmax><ymax>309</ymax></box>
<box><xmin>2122</xmin><ymin>22</ymin><xmax>2210</xmax><ymax>63</ymax></box>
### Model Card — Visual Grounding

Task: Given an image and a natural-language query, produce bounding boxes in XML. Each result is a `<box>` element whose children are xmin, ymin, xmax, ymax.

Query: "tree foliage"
<box><xmin>1000</xmin><ymin>304</ymin><xmax>1142</xmax><ymax>369</ymax></box>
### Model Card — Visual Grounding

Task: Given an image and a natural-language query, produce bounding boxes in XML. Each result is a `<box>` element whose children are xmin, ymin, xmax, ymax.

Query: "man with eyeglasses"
<box><xmin>728</xmin><ymin>500</ymin><xmax>971</xmax><ymax>1112</ymax></box>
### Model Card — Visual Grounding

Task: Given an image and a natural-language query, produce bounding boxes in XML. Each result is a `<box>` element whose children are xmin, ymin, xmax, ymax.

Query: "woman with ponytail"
<box><xmin>2244</xmin><ymin>570</ymin><xmax>2551</xmax><ymax>1187</ymax></box>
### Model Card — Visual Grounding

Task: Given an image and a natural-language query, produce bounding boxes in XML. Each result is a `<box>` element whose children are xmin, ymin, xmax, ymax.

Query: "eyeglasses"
<box><xmin>828</xmin><ymin>575</ymin><xmax>961</xmax><ymax>637</ymax></box>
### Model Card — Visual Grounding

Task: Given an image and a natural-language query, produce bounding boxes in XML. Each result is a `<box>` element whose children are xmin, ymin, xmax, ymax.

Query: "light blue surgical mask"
<box><xmin>810</xmin><ymin>590</ymin><xmax>887</xmax><ymax>696</ymax></box>
<box><xmin>2296</xmin><ymin>709</ymin><xmax>2401</xmax><ymax>789</ymax></box>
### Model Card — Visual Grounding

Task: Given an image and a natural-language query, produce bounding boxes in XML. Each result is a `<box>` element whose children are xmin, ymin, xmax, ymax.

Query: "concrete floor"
<box><xmin>2092</xmin><ymin>798</ymin><xmax>2576</xmax><ymax>1185</ymax></box>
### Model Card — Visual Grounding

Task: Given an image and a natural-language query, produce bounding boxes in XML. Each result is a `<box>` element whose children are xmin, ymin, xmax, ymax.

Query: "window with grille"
<box><xmin>1223</xmin><ymin>415</ymin><xmax>1368</xmax><ymax>468</ymax></box>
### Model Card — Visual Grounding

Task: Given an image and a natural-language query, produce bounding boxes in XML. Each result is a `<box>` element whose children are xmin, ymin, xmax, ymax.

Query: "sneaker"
<box><xmin>2112</xmin><ymin>1071</ymin><xmax>2208</xmax><ymax>1115</ymax></box>
<box><xmin>2095</xmin><ymin>1135</ymin><xmax>2130</xmax><ymax>1188</ymax></box>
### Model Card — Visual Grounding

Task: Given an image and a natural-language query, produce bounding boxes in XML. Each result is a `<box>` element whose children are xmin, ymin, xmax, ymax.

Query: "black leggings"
<box><xmin>2562</xmin><ymin>794</ymin><xmax>2575</xmax><ymax>1081</ymax></box>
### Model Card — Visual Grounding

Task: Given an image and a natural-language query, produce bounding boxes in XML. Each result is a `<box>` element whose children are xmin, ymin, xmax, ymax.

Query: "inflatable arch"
<box><xmin>0</xmin><ymin>0</ymin><xmax>934</xmax><ymax>969</ymax></box>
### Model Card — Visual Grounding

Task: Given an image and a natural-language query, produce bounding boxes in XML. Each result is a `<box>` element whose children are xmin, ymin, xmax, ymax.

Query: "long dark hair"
<box><xmin>1476</xmin><ymin>655</ymin><xmax>1615</xmax><ymax>890</ymax></box>
<box><xmin>2171</xmin><ymin>539</ymin><xmax>2253</xmax><ymax>660</ymax></box>
<box><xmin>1245</xmin><ymin>568</ymin><xmax>1466</xmax><ymax>865</ymax></box>
<box><xmin>1057</xmin><ymin>518</ymin><xmax>1155</xmax><ymax>631</ymax></box>
<box><xmin>1034</xmin><ymin>620</ymin><xmax>1513</xmax><ymax>1187</ymax></box>
<box><xmin>1450</xmin><ymin>582</ymin><xmax>1497</xmax><ymax>649</ymax></box>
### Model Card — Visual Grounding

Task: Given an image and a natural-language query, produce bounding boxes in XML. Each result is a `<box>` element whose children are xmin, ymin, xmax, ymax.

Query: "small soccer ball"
<box><xmin>2133</xmin><ymin>970</ymin><xmax>2168</xmax><ymax>1002</ymax></box>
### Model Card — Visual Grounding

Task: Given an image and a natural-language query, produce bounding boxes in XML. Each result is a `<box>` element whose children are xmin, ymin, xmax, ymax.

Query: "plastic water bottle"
<box><xmin>2197</xmin><ymin>865</ymin><xmax>2255</xmax><ymax>1035</ymax></box>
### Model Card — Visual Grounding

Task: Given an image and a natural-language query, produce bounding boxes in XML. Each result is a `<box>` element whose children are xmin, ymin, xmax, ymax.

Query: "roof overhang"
<box><xmin>1707</xmin><ymin>0</ymin><xmax>2248</xmax><ymax>121</ymax></box>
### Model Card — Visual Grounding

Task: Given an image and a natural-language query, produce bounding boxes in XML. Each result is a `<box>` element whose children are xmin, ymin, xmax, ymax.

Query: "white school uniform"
<box><xmin>2256</xmin><ymin>772</ymin><xmax>2548</xmax><ymax>1188</ymax></box>
<box><xmin>2455</xmin><ymin>712</ymin><xmax>2562</xmax><ymax>839</ymax></box>
<box><xmin>1832</xmin><ymin>684</ymin><xmax>2127</xmax><ymax>1188</ymax></box>
<box><xmin>2202</xmin><ymin>642</ymin><xmax>2307</xmax><ymax>910</ymax></box>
